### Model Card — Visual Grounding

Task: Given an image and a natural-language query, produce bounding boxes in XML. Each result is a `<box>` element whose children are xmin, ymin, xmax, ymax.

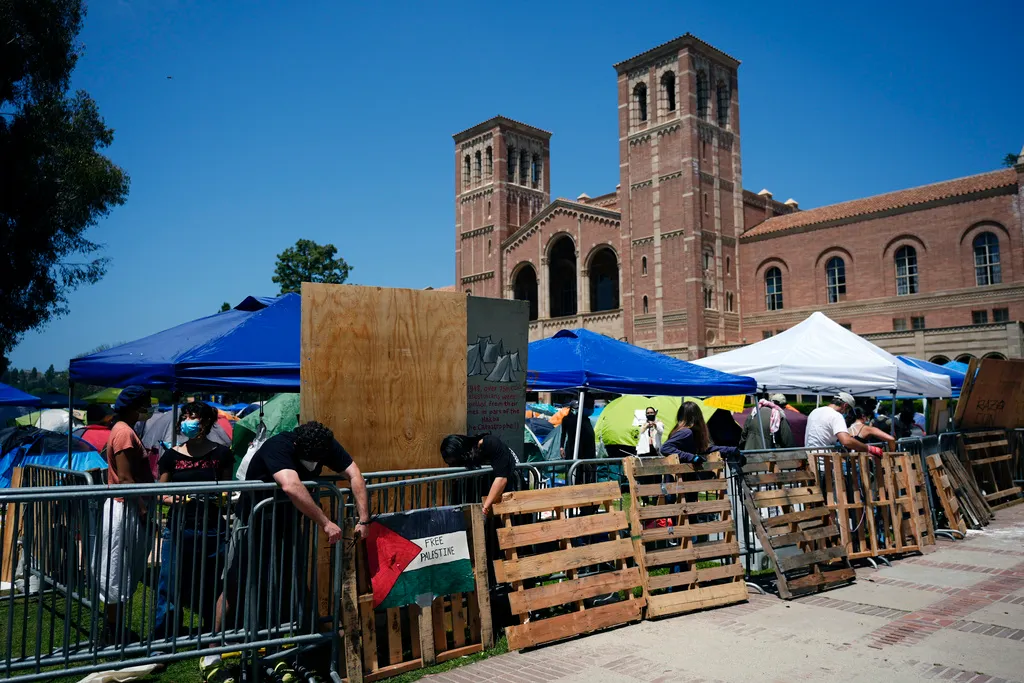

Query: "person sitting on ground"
<box><xmin>98</xmin><ymin>386</ymin><xmax>155</xmax><ymax>644</ymax></box>
<box><xmin>440</xmin><ymin>433</ymin><xmax>521</xmax><ymax>517</ymax></box>
<box><xmin>634</xmin><ymin>406</ymin><xmax>665</xmax><ymax>455</ymax></box>
<box><xmin>154</xmin><ymin>401</ymin><xmax>233</xmax><ymax>639</ymax></box>
<box><xmin>740</xmin><ymin>393</ymin><xmax>794</xmax><ymax>450</ymax></box>
<box><xmin>848</xmin><ymin>406</ymin><xmax>895</xmax><ymax>446</ymax></box>
<box><xmin>805</xmin><ymin>392</ymin><xmax>884</xmax><ymax>457</ymax></box>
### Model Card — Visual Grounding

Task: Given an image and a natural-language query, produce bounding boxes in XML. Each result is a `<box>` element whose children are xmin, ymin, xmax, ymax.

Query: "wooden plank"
<box><xmin>341</xmin><ymin>521</ymin><xmax>364</xmax><ymax>683</ymax></box>
<box><xmin>970</xmin><ymin>454</ymin><xmax>1013</xmax><ymax>466</ymax></box>
<box><xmin>417</xmin><ymin>605</ymin><xmax>435</xmax><ymax>667</ymax></box>
<box><xmin>409</xmin><ymin>607</ymin><xmax>421</xmax><ymax>661</ymax></box>
<box><xmin>644</xmin><ymin>540</ymin><xmax>740</xmax><ymax>567</ymax></box>
<box><xmin>769</xmin><ymin>525</ymin><xmax>842</xmax><ymax>548</ymax></box>
<box><xmin>785</xmin><ymin>566</ymin><xmax>856</xmax><ymax>596</ymax></box>
<box><xmin>647</xmin><ymin>563</ymin><xmax>744</xmax><ymax>591</ymax></box>
<box><xmin>495</xmin><ymin>537</ymin><xmax>635</xmax><ymax>584</ymax></box>
<box><xmin>435</xmin><ymin>643</ymin><xmax>484</xmax><ymax>664</ymax></box>
<box><xmin>640</xmin><ymin>519</ymin><xmax>734</xmax><ymax>542</ymax></box>
<box><xmin>451</xmin><ymin>593</ymin><xmax>467</xmax><ymax>648</ymax></box>
<box><xmin>742</xmin><ymin>451</ymin><xmax>813</xmax><ymax>464</ymax></box>
<box><xmin>985</xmin><ymin>487</ymin><xmax>1023</xmax><ymax>502</ymax></box>
<box><xmin>752</xmin><ymin>491</ymin><xmax>824</xmax><ymax>507</ymax></box>
<box><xmin>778</xmin><ymin>546</ymin><xmax>848</xmax><ymax>573</ymax></box>
<box><xmin>637</xmin><ymin>499</ymin><xmax>731</xmax><ymax>520</ymax></box>
<box><xmin>634</xmin><ymin>480</ymin><xmax>728</xmax><ymax>497</ymax></box>
<box><xmin>467</xmin><ymin>505</ymin><xmax>492</xmax><ymax>649</ymax></box>
<box><xmin>386</xmin><ymin>607</ymin><xmax>403</xmax><ymax>665</ymax></box>
<box><xmin>965</xmin><ymin>440</ymin><xmax>1010</xmax><ymax>451</ymax></box>
<box><xmin>431</xmin><ymin>596</ymin><xmax>447</xmax><ymax>656</ymax></box>
<box><xmin>507</xmin><ymin>568</ymin><xmax>642</xmax><ymax>614</ymax></box>
<box><xmin>760</xmin><ymin>507</ymin><xmax>831</xmax><ymax>528</ymax></box>
<box><xmin>646</xmin><ymin>581</ymin><xmax>748</xmax><ymax>619</ymax></box>
<box><xmin>505</xmin><ymin>598</ymin><xmax>642</xmax><ymax>650</ymax></box>
<box><xmin>492</xmin><ymin>482</ymin><xmax>621</xmax><ymax>516</ymax></box>
<box><xmin>496</xmin><ymin>511</ymin><xmax>628</xmax><ymax>549</ymax></box>
<box><xmin>629</xmin><ymin>461</ymin><xmax>724</xmax><ymax>476</ymax></box>
<box><xmin>364</xmin><ymin>659</ymin><xmax>424</xmax><ymax>683</ymax></box>
<box><xmin>744</xmin><ymin>470</ymin><xmax>817</xmax><ymax>486</ymax></box>
<box><xmin>952</xmin><ymin>358</ymin><xmax>979</xmax><ymax>425</ymax></box>
<box><xmin>300</xmin><ymin>283</ymin><xmax>466</xmax><ymax>473</ymax></box>
<box><xmin>360</xmin><ymin>599</ymin><xmax>378</xmax><ymax>673</ymax></box>
<box><xmin>0</xmin><ymin>468</ymin><xmax>24</xmax><ymax>587</ymax></box>
<box><xmin>958</xmin><ymin>359</ymin><xmax>1024</xmax><ymax>430</ymax></box>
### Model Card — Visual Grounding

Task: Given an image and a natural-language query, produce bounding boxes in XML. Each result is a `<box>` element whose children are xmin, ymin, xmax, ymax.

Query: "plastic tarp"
<box><xmin>70</xmin><ymin>294</ymin><xmax>299</xmax><ymax>391</ymax></box>
<box><xmin>0</xmin><ymin>427</ymin><xmax>105</xmax><ymax>488</ymax></box>
<box><xmin>527</xmin><ymin>329</ymin><xmax>756</xmax><ymax>396</ymax></box>
<box><xmin>694</xmin><ymin>312</ymin><xmax>952</xmax><ymax>398</ymax></box>
<box><xmin>898</xmin><ymin>356</ymin><xmax>965</xmax><ymax>393</ymax></box>
<box><xmin>944</xmin><ymin>360</ymin><xmax>971</xmax><ymax>374</ymax></box>
<box><xmin>0</xmin><ymin>383</ymin><xmax>40</xmax><ymax>407</ymax></box>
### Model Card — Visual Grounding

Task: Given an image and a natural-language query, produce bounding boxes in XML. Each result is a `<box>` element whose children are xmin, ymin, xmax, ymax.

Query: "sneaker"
<box><xmin>273</xmin><ymin>661</ymin><xmax>302</xmax><ymax>683</ymax></box>
<box><xmin>200</xmin><ymin>655</ymin><xmax>238</xmax><ymax>683</ymax></box>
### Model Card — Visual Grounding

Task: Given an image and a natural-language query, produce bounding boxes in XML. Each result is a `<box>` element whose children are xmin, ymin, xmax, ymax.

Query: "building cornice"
<box><xmin>461</xmin><ymin>225</ymin><xmax>494</xmax><ymax>240</ymax></box>
<box><xmin>460</xmin><ymin>271</ymin><xmax>494</xmax><ymax>285</ymax></box>
<box><xmin>613</xmin><ymin>33</ymin><xmax>740</xmax><ymax>74</ymax></box>
<box><xmin>502</xmin><ymin>199</ymin><xmax>621</xmax><ymax>251</ymax></box>
<box><xmin>453</xmin><ymin>116</ymin><xmax>552</xmax><ymax>143</ymax></box>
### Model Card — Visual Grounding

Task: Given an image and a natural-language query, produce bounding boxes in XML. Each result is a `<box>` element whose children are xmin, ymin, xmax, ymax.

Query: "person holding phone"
<box><xmin>634</xmin><ymin>406</ymin><xmax>664</xmax><ymax>455</ymax></box>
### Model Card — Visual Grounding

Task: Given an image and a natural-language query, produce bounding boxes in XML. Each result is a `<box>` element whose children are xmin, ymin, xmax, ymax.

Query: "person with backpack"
<box><xmin>740</xmin><ymin>393</ymin><xmax>794</xmax><ymax>450</ymax></box>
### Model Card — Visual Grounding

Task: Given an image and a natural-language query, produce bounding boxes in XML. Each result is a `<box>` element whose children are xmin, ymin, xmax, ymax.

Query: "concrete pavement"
<box><xmin>426</xmin><ymin>504</ymin><xmax>1024</xmax><ymax>683</ymax></box>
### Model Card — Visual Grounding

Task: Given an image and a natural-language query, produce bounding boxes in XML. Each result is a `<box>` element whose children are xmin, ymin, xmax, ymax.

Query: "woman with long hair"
<box><xmin>849</xmin><ymin>406</ymin><xmax>895</xmax><ymax>446</ymax></box>
<box><xmin>661</xmin><ymin>400</ymin><xmax>713</xmax><ymax>464</ymax></box>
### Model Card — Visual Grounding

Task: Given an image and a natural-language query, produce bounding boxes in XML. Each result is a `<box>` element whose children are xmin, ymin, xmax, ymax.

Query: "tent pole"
<box><xmin>67</xmin><ymin>382</ymin><xmax>74</xmax><ymax>470</ymax></box>
<box><xmin>890</xmin><ymin>390</ymin><xmax>897</xmax><ymax>437</ymax></box>
<box><xmin>573</xmin><ymin>389</ymin><xmax>585</xmax><ymax>461</ymax></box>
<box><xmin>171</xmin><ymin>392</ymin><xmax>180</xmax><ymax>448</ymax></box>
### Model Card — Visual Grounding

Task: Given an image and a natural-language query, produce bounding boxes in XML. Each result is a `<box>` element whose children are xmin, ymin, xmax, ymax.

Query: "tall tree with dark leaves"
<box><xmin>272</xmin><ymin>239</ymin><xmax>352</xmax><ymax>295</ymax></box>
<box><xmin>0</xmin><ymin>0</ymin><xmax>130</xmax><ymax>373</ymax></box>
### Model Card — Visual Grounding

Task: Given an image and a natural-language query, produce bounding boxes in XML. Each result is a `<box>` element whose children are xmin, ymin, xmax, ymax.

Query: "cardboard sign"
<box><xmin>958</xmin><ymin>359</ymin><xmax>1024</xmax><ymax>429</ymax></box>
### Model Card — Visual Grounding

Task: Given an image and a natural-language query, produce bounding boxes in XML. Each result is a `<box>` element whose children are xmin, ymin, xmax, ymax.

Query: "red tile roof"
<box><xmin>742</xmin><ymin>169</ymin><xmax>1017</xmax><ymax>239</ymax></box>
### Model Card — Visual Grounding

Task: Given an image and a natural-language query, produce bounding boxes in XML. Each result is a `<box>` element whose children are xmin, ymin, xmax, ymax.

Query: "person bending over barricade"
<box><xmin>805</xmin><ymin>392</ymin><xmax>884</xmax><ymax>457</ymax></box>
<box><xmin>202</xmin><ymin>421</ymin><xmax>369</xmax><ymax>683</ymax></box>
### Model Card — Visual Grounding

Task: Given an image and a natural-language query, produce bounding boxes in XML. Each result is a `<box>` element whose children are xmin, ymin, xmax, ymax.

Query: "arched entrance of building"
<box><xmin>512</xmin><ymin>264</ymin><xmax>539</xmax><ymax>321</ymax></box>
<box><xmin>549</xmin><ymin>236</ymin><xmax>577</xmax><ymax>318</ymax></box>
<box><xmin>588</xmin><ymin>247</ymin><xmax>619</xmax><ymax>312</ymax></box>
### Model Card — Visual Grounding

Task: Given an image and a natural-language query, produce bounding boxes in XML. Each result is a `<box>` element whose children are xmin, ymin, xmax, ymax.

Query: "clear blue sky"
<box><xmin>9</xmin><ymin>0</ymin><xmax>1022</xmax><ymax>371</ymax></box>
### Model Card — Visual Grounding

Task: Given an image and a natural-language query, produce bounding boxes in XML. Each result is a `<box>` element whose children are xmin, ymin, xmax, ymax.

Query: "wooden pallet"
<box><xmin>902</xmin><ymin>454</ymin><xmax>936</xmax><ymax>546</ymax></box>
<box><xmin>925</xmin><ymin>454</ymin><xmax>967</xmax><ymax>536</ymax></box>
<box><xmin>623</xmin><ymin>455</ymin><xmax>746</xmax><ymax>619</ymax></box>
<box><xmin>341</xmin><ymin>505</ymin><xmax>492</xmax><ymax>683</ymax></box>
<box><xmin>959</xmin><ymin>431</ymin><xmax>1023</xmax><ymax>509</ymax></box>
<box><xmin>939</xmin><ymin>450</ymin><xmax>992</xmax><ymax>529</ymax></box>
<box><xmin>812</xmin><ymin>452</ymin><xmax>923</xmax><ymax>559</ymax></box>
<box><xmin>740</xmin><ymin>451</ymin><xmax>854</xmax><ymax>600</ymax></box>
<box><xmin>492</xmin><ymin>482</ymin><xmax>644</xmax><ymax>650</ymax></box>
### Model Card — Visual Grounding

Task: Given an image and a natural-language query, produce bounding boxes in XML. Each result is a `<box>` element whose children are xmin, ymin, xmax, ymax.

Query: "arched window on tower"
<box><xmin>642</xmin><ymin>296</ymin><xmax>649</xmax><ymax>314</ymax></box>
<box><xmin>473</xmin><ymin>150</ymin><xmax>482</xmax><ymax>184</ymax></box>
<box><xmin>895</xmin><ymin>245</ymin><xmax>919</xmax><ymax>295</ymax></box>
<box><xmin>520</xmin><ymin>151</ymin><xmax>529</xmax><ymax>187</ymax></box>
<box><xmin>507</xmin><ymin>147</ymin><xmax>516</xmax><ymax>182</ymax></box>
<box><xmin>973</xmin><ymin>232</ymin><xmax>1002</xmax><ymax>286</ymax></box>
<box><xmin>531</xmin><ymin>154</ymin><xmax>541</xmax><ymax>188</ymax></box>
<box><xmin>696</xmin><ymin>71</ymin><xmax>709</xmax><ymax>120</ymax></box>
<box><xmin>765</xmin><ymin>267</ymin><xmax>783</xmax><ymax>310</ymax></box>
<box><xmin>641</xmin><ymin>256</ymin><xmax>648</xmax><ymax>276</ymax></box>
<box><xmin>549</xmin><ymin>237</ymin><xmax>577</xmax><ymax>318</ymax></box>
<box><xmin>463</xmin><ymin>155</ymin><xmax>471</xmax><ymax>188</ymax></box>
<box><xmin>589</xmin><ymin>248</ymin><xmax>619</xmax><ymax>312</ymax></box>
<box><xmin>716</xmin><ymin>82</ymin><xmax>729</xmax><ymax>127</ymax></box>
<box><xmin>485</xmin><ymin>146</ymin><xmax>493</xmax><ymax>178</ymax></box>
<box><xmin>633</xmin><ymin>83</ymin><xmax>648</xmax><ymax>124</ymax></box>
<box><xmin>513</xmin><ymin>264</ymin><xmax>539</xmax><ymax>321</ymax></box>
<box><xmin>826</xmin><ymin>256</ymin><xmax>847</xmax><ymax>303</ymax></box>
<box><xmin>661</xmin><ymin>71</ymin><xmax>676</xmax><ymax>112</ymax></box>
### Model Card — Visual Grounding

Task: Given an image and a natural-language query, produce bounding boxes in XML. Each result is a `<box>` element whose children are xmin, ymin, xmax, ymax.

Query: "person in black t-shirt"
<box><xmin>154</xmin><ymin>401</ymin><xmax>233</xmax><ymax>638</ymax></box>
<box><xmin>440</xmin><ymin>434</ymin><xmax>520</xmax><ymax>516</ymax></box>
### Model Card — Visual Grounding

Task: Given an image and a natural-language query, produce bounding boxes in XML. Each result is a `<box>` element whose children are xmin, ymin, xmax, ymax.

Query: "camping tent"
<box><xmin>140</xmin><ymin>409</ymin><xmax>232</xmax><ymax>452</ymax></box>
<box><xmin>694</xmin><ymin>312</ymin><xmax>952</xmax><ymax>397</ymax></box>
<box><xmin>595</xmin><ymin>396</ymin><xmax>743</xmax><ymax>449</ymax></box>
<box><xmin>231</xmin><ymin>393</ymin><xmax>300</xmax><ymax>457</ymax></box>
<box><xmin>527</xmin><ymin>329</ymin><xmax>756</xmax><ymax>396</ymax></box>
<box><xmin>0</xmin><ymin>427</ymin><xmax>106</xmax><ymax>488</ymax></box>
<box><xmin>15</xmin><ymin>409</ymin><xmax>83</xmax><ymax>433</ymax></box>
<box><xmin>0</xmin><ymin>383</ymin><xmax>40</xmax><ymax>407</ymax></box>
<box><xmin>70</xmin><ymin>294</ymin><xmax>299</xmax><ymax>391</ymax></box>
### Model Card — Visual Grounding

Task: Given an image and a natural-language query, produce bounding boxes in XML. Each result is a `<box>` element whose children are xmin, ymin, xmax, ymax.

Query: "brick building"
<box><xmin>453</xmin><ymin>34</ymin><xmax>1024</xmax><ymax>363</ymax></box>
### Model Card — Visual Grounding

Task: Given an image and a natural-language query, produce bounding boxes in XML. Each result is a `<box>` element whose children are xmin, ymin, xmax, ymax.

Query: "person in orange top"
<box><xmin>97</xmin><ymin>386</ymin><xmax>155</xmax><ymax>644</ymax></box>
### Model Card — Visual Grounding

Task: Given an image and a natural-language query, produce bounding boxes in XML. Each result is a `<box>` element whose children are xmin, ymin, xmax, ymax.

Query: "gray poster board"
<box><xmin>466</xmin><ymin>296</ymin><xmax>529</xmax><ymax>460</ymax></box>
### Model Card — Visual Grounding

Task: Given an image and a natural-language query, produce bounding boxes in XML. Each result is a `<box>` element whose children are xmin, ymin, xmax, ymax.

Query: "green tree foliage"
<box><xmin>1003</xmin><ymin>153</ymin><xmax>1020</xmax><ymax>168</ymax></box>
<box><xmin>220</xmin><ymin>302</ymin><xmax>231</xmax><ymax>312</ymax></box>
<box><xmin>272</xmin><ymin>239</ymin><xmax>352</xmax><ymax>295</ymax></box>
<box><xmin>0</xmin><ymin>0</ymin><xmax>130</xmax><ymax>369</ymax></box>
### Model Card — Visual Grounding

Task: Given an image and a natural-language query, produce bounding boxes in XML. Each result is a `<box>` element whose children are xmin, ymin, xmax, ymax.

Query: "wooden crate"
<box><xmin>341</xmin><ymin>506</ymin><xmax>492</xmax><ymax>683</ymax></box>
<box><xmin>890</xmin><ymin>453</ymin><xmax>935</xmax><ymax>547</ymax></box>
<box><xmin>813</xmin><ymin>452</ymin><xmax>924</xmax><ymax>560</ymax></box>
<box><xmin>958</xmin><ymin>430</ymin><xmax>1023</xmax><ymax>510</ymax></box>
<box><xmin>623</xmin><ymin>455</ymin><xmax>746</xmax><ymax>618</ymax></box>
<box><xmin>492</xmin><ymin>482</ymin><xmax>644</xmax><ymax>650</ymax></box>
<box><xmin>925</xmin><ymin>454</ymin><xmax>967</xmax><ymax>536</ymax></box>
<box><xmin>740</xmin><ymin>451</ymin><xmax>854</xmax><ymax>600</ymax></box>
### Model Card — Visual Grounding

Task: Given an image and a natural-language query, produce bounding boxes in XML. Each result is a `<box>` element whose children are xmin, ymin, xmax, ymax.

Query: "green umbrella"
<box><xmin>231</xmin><ymin>393</ymin><xmax>301</xmax><ymax>460</ymax></box>
<box><xmin>594</xmin><ymin>396</ymin><xmax>722</xmax><ymax>447</ymax></box>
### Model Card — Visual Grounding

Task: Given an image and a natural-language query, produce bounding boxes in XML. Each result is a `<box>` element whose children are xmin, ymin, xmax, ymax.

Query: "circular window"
<box><xmin>706</xmin><ymin>329</ymin><xmax>717</xmax><ymax>345</ymax></box>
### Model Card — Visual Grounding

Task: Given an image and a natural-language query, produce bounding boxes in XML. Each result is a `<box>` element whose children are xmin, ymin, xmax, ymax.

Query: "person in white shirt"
<box><xmin>634</xmin><ymin>406</ymin><xmax>664</xmax><ymax>455</ymax></box>
<box><xmin>805</xmin><ymin>392</ymin><xmax>883</xmax><ymax>457</ymax></box>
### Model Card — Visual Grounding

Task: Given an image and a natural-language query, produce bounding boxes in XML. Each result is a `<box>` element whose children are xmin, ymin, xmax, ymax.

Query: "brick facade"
<box><xmin>452</xmin><ymin>34</ymin><xmax>1024</xmax><ymax>362</ymax></box>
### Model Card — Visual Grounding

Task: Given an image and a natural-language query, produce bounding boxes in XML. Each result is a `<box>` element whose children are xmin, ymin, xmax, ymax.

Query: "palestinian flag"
<box><xmin>366</xmin><ymin>507</ymin><xmax>476</xmax><ymax>609</ymax></box>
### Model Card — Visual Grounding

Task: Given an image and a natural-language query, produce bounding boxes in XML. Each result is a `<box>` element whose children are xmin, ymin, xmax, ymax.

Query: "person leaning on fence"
<box><xmin>849</xmin><ymin>406</ymin><xmax>895</xmax><ymax>446</ymax></box>
<box><xmin>153</xmin><ymin>401</ymin><xmax>233</xmax><ymax>639</ymax></box>
<box><xmin>98</xmin><ymin>385</ymin><xmax>156</xmax><ymax>644</ymax></box>
<box><xmin>440</xmin><ymin>433</ymin><xmax>521</xmax><ymax>517</ymax></box>
<box><xmin>203</xmin><ymin>421</ymin><xmax>369</xmax><ymax>681</ymax></box>
<box><xmin>740</xmin><ymin>393</ymin><xmax>794</xmax><ymax>450</ymax></box>
<box><xmin>804</xmin><ymin>392</ymin><xmax>884</xmax><ymax>457</ymax></box>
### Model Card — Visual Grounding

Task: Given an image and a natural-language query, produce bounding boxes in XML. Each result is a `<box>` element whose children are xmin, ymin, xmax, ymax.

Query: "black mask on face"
<box><xmin>646</xmin><ymin>413</ymin><xmax>656</xmax><ymax>422</ymax></box>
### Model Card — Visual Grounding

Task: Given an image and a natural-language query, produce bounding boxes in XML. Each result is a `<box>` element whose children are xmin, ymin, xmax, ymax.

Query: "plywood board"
<box><xmin>301</xmin><ymin>284</ymin><xmax>467</xmax><ymax>472</ymax></box>
<box><xmin>957</xmin><ymin>358</ymin><xmax>1024</xmax><ymax>430</ymax></box>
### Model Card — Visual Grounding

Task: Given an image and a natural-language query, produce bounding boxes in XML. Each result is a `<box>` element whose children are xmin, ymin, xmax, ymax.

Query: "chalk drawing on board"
<box><xmin>467</xmin><ymin>337</ymin><xmax>520</xmax><ymax>384</ymax></box>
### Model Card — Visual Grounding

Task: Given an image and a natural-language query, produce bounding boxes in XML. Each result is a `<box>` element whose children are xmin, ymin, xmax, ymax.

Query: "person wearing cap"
<box><xmin>740</xmin><ymin>393</ymin><xmax>794</xmax><ymax>450</ymax></box>
<box><xmin>97</xmin><ymin>385</ymin><xmax>155</xmax><ymax>643</ymax></box>
<box><xmin>805</xmin><ymin>392</ymin><xmax>884</xmax><ymax>456</ymax></box>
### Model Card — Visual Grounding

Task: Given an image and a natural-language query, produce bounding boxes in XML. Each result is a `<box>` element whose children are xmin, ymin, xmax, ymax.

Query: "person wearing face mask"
<box><xmin>634</xmin><ymin>406</ymin><xmax>664</xmax><ymax>455</ymax></box>
<box><xmin>97</xmin><ymin>386</ymin><xmax>155</xmax><ymax>644</ymax></box>
<box><xmin>153</xmin><ymin>401</ymin><xmax>233</xmax><ymax>639</ymax></box>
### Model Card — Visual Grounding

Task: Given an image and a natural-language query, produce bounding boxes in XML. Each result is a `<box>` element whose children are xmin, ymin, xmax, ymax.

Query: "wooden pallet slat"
<box><xmin>926</xmin><ymin>454</ymin><xmax>968</xmax><ymax>535</ymax></box>
<box><xmin>959</xmin><ymin>430</ymin><xmax>1024</xmax><ymax>509</ymax></box>
<box><xmin>740</xmin><ymin>450</ymin><xmax>853</xmax><ymax>600</ymax></box>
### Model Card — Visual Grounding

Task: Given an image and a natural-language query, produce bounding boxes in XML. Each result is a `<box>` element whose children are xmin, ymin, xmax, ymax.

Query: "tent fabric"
<box><xmin>140</xmin><ymin>410</ymin><xmax>232</xmax><ymax>452</ymax></box>
<box><xmin>943</xmin><ymin>360</ymin><xmax>971</xmax><ymax>374</ymax></box>
<box><xmin>694</xmin><ymin>312</ymin><xmax>952</xmax><ymax>398</ymax></box>
<box><xmin>15</xmin><ymin>409</ymin><xmax>83</xmax><ymax>433</ymax></box>
<box><xmin>231</xmin><ymin>393</ymin><xmax>300</xmax><ymax>456</ymax></box>
<box><xmin>595</xmin><ymin>395</ymin><xmax>741</xmax><ymax>448</ymax></box>
<box><xmin>527</xmin><ymin>329</ymin><xmax>756</xmax><ymax>396</ymax></box>
<box><xmin>70</xmin><ymin>294</ymin><xmax>299</xmax><ymax>391</ymax></box>
<box><xmin>897</xmin><ymin>356</ymin><xmax>964</xmax><ymax>389</ymax></box>
<box><xmin>0</xmin><ymin>427</ymin><xmax>105</xmax><ymax>488</ymax></box>
<box><xmin>0</xmin><ymin>383</ymin><xmax>40</xmax><ymax>407</ymax></box>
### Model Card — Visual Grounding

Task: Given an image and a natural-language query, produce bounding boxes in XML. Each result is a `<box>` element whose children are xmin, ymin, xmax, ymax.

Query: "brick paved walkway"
<box><xmin>424</xmin><ymin>504</ymin><xmax>1024</xmax><ymax>683</ymax></box>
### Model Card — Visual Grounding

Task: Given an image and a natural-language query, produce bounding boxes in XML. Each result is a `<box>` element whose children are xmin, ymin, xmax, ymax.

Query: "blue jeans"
<box><xmin>154</xmin><ymin>523</ymin><xmax>227</xmax><ymax>635</ymax></box>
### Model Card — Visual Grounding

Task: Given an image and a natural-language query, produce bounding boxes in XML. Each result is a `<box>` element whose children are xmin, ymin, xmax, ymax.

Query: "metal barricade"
<box><xmin>0</xmin><ymin>480</ymin><xmax>345</xmax><ymax>683</ymax></box>
<box><xmin>1013</xmin><ymin>429</ymin><xmax>1024</xmax><ymax>485</ymax></box>
<box><xmin>20</xmin><ymin>465</ymin><xmax>95</xmax><ymax>488</ymax></box>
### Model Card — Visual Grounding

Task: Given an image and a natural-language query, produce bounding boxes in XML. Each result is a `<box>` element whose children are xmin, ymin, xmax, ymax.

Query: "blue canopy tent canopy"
<box><xmin>0</xmin><ymin>383</ymin><xmax>41</xmax><ymax>407</ymax></box>
<box><xmin>897</xmin><ymin>356</ymin><xmax>965</xmax><ymax>397</ymax></box>
<box><xmin>527</xmin><ymin>329</ymin><xmax>756</xmax><ymax>459</ymax></box>
<box><xmin>943</xmin><ymin>360</ymin><xmax>971</xmax><ymax>374</ymax></box>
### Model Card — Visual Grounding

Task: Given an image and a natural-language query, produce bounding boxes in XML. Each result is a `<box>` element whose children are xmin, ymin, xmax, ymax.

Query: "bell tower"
<box><xmin>454</xmin><ymin>116</ymin><xmax>551</xmax><ymax>299</ymax></box>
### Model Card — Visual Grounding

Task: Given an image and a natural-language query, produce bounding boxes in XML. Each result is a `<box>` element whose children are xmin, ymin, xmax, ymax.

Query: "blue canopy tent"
<box><xmin>897</xmin><ymin>356</ymin><xmax>965</xmax><ymax>396</ymax></box>
<box><xmin>0</xmin><ymin>383</ymin><xmax>41</xmax><ymax>407</ymax></box>
<box><xmin>527</xmin><ymin>329</ymin><xmax>756</xmax><ymax>459</ymax></box>
<box><xmin>944</xmin><ymin>360</ymin><xmax>971</xmax><ymax>375</ymax></box>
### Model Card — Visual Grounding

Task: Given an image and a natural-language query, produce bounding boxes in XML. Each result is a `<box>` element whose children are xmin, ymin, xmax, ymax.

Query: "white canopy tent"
<box><xmin>694</xmin><ymin>312</ymin><xmax>952</xmax><ymax>398</ymax></box>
